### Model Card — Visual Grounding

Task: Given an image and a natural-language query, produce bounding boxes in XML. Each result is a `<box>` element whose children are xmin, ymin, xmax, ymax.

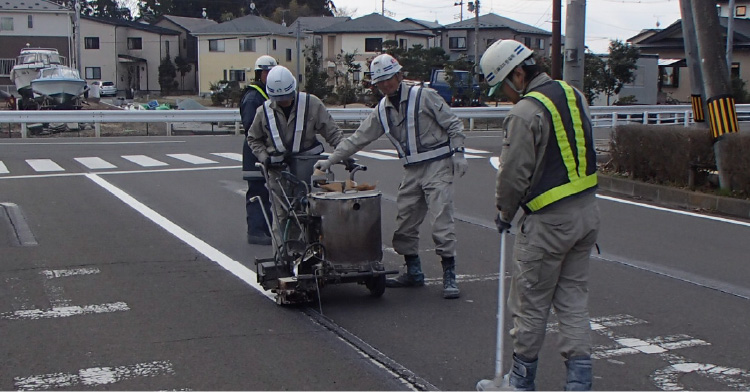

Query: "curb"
<box><xmin>598</xmin><ymin>175</ymin><xmax>750</xmax><ymax>220</ymax></box>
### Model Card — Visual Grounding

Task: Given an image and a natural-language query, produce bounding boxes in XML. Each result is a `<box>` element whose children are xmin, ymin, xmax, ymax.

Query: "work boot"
<box><xmin>475</xmin><ymin>374</ymin><xmax>514</xmax><ymax>391</ymax></box>
<box><xmin>247</xmin><ymin>233</ymin><xmax>272</xmax><ymax>245</ymax></box>
<box><xmin>564</xmin><ymin>356</ymin><xmax>592</xmax><ymax>391</ymax></box>
<box><xmin>441</xmin><ymin>256</ymin><xmax>460</xmax><ymax>299</ymax></box>
<box><xmin>386</xmin><ymin>255</ymin><xmax>425</xmax><ymax>288</ymax></box>
<box><xmin>476</xmin><ymin>354</ymin><xmax>537</xmax><ymax>391</ymax></box>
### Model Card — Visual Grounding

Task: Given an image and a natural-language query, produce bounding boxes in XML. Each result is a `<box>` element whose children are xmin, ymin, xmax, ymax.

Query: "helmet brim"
<box><xmin>488</xmin><ymin>82</ymin><xmax>502</xmax><ymax>97</ymax></box>
<box><xmin>269</xmin><ymin>92</ymin><xmax>296</xmax><ymax>102</ymax></box>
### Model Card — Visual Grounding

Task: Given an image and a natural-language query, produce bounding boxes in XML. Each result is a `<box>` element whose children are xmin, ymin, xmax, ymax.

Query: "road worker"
<box><xmin>240</xmin><ymin>55</ymin><xmax>277</xmax><ymax>245</ymax></box>
<box><xmin>246</xmin><ymin>65</ymin><xmax>345</xmax><ymax>248</ymax></box>
<box><xmin>476</xmin><ymin>40</ymin><xmax>600</xmax><ymax>391</ymax></box>
<box><xmin>314</xmin><ymin>54</ymin><xmax>468</xmax><ymax>300</ymax></box>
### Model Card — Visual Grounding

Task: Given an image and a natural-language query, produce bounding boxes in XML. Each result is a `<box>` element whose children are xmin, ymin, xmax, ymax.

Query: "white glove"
<box><xmin>314</xmin><ymin>159</ymin><xmax>333</xmax><ymax>172</ymax></box>
<box><xmin>452</xmin><ymin>153</ymin><xmax>468</xmax><ymax>177</ymax></box>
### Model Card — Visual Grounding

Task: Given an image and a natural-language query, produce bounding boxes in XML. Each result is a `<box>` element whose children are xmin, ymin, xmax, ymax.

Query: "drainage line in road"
<box><xmin>302</xmin><ymin>307</ymin><xmax>440</xmax><ymax>391</ymax></box>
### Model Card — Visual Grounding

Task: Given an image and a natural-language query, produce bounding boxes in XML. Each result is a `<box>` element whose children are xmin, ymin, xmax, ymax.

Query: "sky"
<box><xmin>338</xmin><ymin>0</ymin><xmax>683</xmax><ymax>53</ymax></box>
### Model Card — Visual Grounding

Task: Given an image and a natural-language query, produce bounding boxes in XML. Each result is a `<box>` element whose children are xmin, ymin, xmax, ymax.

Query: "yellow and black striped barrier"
<box><xmin>706</xmin><ymin>94</ymin><xmax>739</xmax><ymax>139</ymax></box>
<box><xmin>691</xmin><ymin>94</ymin><xmax>704</xmax><ymax>122</ymax></box>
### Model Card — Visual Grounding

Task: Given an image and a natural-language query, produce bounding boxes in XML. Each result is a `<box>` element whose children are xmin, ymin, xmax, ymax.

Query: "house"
<box><xmin>589</xmin><ymin>54</ymin><xmax>659</xmax><ymax>106</ymax></box>
<box><xmin>313</xmin><ymin>13</ymin><xmax>433</xmax><ymax>83</ymax></box>
<box><xmin>440</xmin><ymin>13</ymin><xmax>552</xmax><ymax>63</ymax></box>
<box><xmin>152</xmin><ymin>15</ymin><xmax>218</xmax><ymax>93</ymax></box>
<box><xmin>287</xmin><ymin>15</ymin><xmax>351</xmax><ymax>50</ymax></box>
<box><xmin>629</xmin><ymin>15</ymin><xmax>750</xmax><ymax>103</ymax></box>
<box><xmin>400</xmin><ymin>18</ymin><xmax>443</xmax><ymax>48</ymax></box>
<box><xmin>0</xmin><ymin>0</ymin><xmax>74</xmax><ymax>92</ymax></box>
<box><xmin>79</xmin><ymin>16</ymin><xmax>180</xmax><ymax>95</ymax></box>
<box><xmin>191</xmin><ymin>14</ymin><xmax>298</xmax><ymax>95</ymax></box>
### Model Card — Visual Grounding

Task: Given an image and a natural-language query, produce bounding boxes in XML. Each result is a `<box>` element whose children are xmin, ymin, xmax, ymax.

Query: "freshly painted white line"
<box><xmin>167</xmin><ymin>153</ymin><xmax>218</xmax><ymax>165</ymax></box>
<box><xmin>0</xmin><ymin>141</ymin><xmax>184</xmax><ymax>145</ymax></box>
<box><xmin>122</xmin><ymin>155</ymin><xmax>168</xmax><ymax>167</ymax></box>
<box><xmin>465</xmin><ymin>148</ymin><xmax>490</xmax><ymax>154</ymax></box>
<box><xmin>0</xmin><ymin>302</ymin><xmax>129</xmax><ymax>320</ymax></box>
<box><xmin>0</xmin><ymin>161</ymin><xmax>8</xmax><ymax>174</ymax></box>
<box><xmin>14</xmin><ymin>360</ymin><xmax>174</xmax><ymax>390</ymax></box>
<box><xmin>85</xmin><ymin>173</ymin><xmax>272</xmax><ymax>300</ymax></box>
<box><xmin>355</xmin><ymin>151</ymin><xmax>399</xmax><ymax>160</ymax></box>
<box><xmin>212</xmin><ymin>152</ymin><xmax>243</xmax><ymax>161</ymax></box>
<box><xmin>41</xmin><ymin>268</ymin><xmax>101</xmax><ymax>279</ymax></box>
<box><xmin>0</xmin><ymin>165</ymin><xmax>241</xmax><ymax>180</ymax></box>
<box><xmin>75</xmin><ymin>157</ymin><xmax>117</xmax><ymax>170</ymax></box>
<box><xmin>26</xmin><ymin>159</ymin><xmax>64</xmax><ymax>172</ymax></box>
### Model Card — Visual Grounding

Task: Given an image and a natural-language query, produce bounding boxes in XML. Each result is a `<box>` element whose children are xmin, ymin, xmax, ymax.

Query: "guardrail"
<box><xmin>1</xmin><ymin>104</ymin><xmax>748</xmax><ymax>138</ymax></box>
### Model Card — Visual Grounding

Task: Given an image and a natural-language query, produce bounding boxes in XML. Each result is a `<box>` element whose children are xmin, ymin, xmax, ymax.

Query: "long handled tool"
<box><xmin>476</xmin><ymin>230</ymin><xmax>508</xmax><ymax>390</ymax></box>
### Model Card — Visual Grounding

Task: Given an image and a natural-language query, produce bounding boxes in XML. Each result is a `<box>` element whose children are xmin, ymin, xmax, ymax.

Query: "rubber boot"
<box><xmin>386</xmin><ymin>255</ymin><xmax>425</xmax><ymax>288</ymax></box>
<box><xmin>564</xmin><ymin>356</ymin><xmax>592</xmax><ymax>391</ymax></box>
<box><xmin>441</xmin><ymin>256</ymin><xmax>460</xmax><ymax>299</ymax></box>
<box><xmin>475</xmin><ymin>354</ymin><xmax>537</xmax><ymax>391</ymax></box>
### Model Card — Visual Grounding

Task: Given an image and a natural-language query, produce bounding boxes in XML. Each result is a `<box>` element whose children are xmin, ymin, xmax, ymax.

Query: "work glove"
<box><xmin>452</xmin><ymin>153</ymin><xmax>468</xmax><ymax>177</ymax></box>
<box><xmin>343</xmin><ymin>157</ymin><xmax>357</xmax><ymax>171</ymax></box>
<box><xmin>495</xmin><ymin>212</ymin><xmax>511</xmax><ymax>234</ymax></box>
<box><xmin>314</xmin><ymin>159</ymin><xmax>333</xmax><ymax>172</ymax></box>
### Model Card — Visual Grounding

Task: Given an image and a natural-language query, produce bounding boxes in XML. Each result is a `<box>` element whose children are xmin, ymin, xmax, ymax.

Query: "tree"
<box><xmin>583</xmin><ymin>52</ymin><xmax>606</xmax><ymax>104</ymax></box>
<box><xmin>383</xmin><ymin>41</ymin><xmax>449</xmax><ymax>82</ymax></box>
<box><xmin>82</xmin><ymin>0</ymin><xmax>132</xmax><ymax>19</ymax></box>
<box><xmin>158</xmin><ymin>54</ymin><xmax>178</xmax><ymax>95</ymax></box>
<box><xmin>583</xmin><ymin>40</ymin><xmax>640</xmax><ymax>105</ymax></box>
<box><xmin>334</xmin><ymin>50</ymin><xmax>361</xmax><ymax>107</ymax></box>
<box><xmin>137</xmin><ymin>0</ymin><xmax>336</xmax><ymax>23</ymax></box>
<box><xmin>174</xmin><ymin>56</ymin><xmax>193</xmax><ymax>92</ymax></box>
<box><xmin>304</xmin><ymin>44</ymin><xmax>333</xmax><ymax>101</ymax></box>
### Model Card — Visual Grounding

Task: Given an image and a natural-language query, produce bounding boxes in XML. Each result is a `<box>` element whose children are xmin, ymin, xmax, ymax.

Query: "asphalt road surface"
<box><xmin>1</xmin><ymin>133</ymin><xmax>749</xmax><ymax>391</ymax></box>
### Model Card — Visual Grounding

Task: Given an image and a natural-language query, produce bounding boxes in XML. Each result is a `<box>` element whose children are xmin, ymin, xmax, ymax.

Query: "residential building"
<box><xmin>400</xmin><ymin>18</ymin><xmax>443</xmax><ymax>48</ymax></box>
<box><xmin>152</xmin><ymin>15</ymin><xmax>218</xmax><ymax>93</ymax></box>
<box><xmin>440</xmin><ymin>13</ymin><xmax>552</xmax><ymax>63</ymax></box>
<box><xmin>0</xmin><ymin>0</ymin><xmax>74</xmax><ymax>92</ymax></box>
<box><xmin>589</xmin><ymin>54</ymin><xmax>659</xmax><ymax>106</ymax></box>
<box><xmin>79</xmin><ymin>16</ymin><xmax>180</xmax><ymax>95</ymax></box>
<box><xmin>191</xmin><ymin>14</ymin><xmax>298</xmax><ymax>95</ymax></box>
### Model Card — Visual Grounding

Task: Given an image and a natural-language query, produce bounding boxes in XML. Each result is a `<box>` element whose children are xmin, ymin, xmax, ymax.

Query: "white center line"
<box><xmin>75</xmin><ymin>157</ymin><xmax>117</xmax><ymax>170</ymax></box>
<box><xmin>26</xmin><ymin>159</ymin><xmax>65</xmax><ymax>172</ymax></box>
<box><xmin>121</xmin><ymin>155</ymin><xmax>168</xmax><ymax>167</ymax></box>
<box><xmin>167</xmin><ymin>153</ymin><xmax>218</xmax><ymax>165</ymax></box>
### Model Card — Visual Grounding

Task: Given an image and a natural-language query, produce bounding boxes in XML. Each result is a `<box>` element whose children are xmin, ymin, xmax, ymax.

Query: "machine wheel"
<box><xmin>365</xmin><ymin>274</ymin><xmax>386</xmax><ymax>297</ymax></box>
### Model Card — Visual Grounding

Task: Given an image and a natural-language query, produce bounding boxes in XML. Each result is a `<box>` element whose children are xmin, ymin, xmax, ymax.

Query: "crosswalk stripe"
<box><xmin>211</xmin><ymin>152</ymin><xmax>243</xmax><ymax>161</ymax></box>
<box><xmin>26</xmin><ymin>159</ymin><xmax>64</xmax><ymax>172</ymax></box>
<box><xmin>74</xmin><ymin>157</ymin><xmax>117</xmax><ymax>170</ymax></box>
<box><xmin>121</xmin><ymin>155</ymin><xmax>168</xmax><ymax>167</ymax></box>
<box><xmin>0</xmin><ymin>161</ymin><xmax>8</xmax><ymax>174</ymax></box>
<box><xmin>167</xmin><ymin>153</ymin><xmax>218</xmax><ymax>165</ymax></box>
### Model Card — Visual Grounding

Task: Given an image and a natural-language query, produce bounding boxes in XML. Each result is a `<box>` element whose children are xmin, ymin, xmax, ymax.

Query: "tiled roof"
<box><xmin>0</xmin><ymin>0</ymin><xmax>70</xmax><ymax>12</ymax></box>
<box><xmin>401</xmin><ymin>18</ymin><xmax>443</xmax><ymax>30</ymax></box>
<box><xmin>81</xmin><ymin>15</ymin><xmax>180</xmax><ymax>35</ymax></box>
<box><xmin>443</xmin><ymin>13</ymin><xmax>550</xmax><ymax>35</ymax></box>
<box><xmin>191</xmin><ymin>14</ymin><xmax>291</xmax><ymax>36</ymax></box>
<box><xmin>287</xmin><ymin>16</ymin><xmax>350</xmax><ymax>32</ymax></box>
<box><xmin>314</xmin><ymin>13</ymin><xmax>432</xmax><ymax>36</ymax></box>
<box><xmin>157</xmin><ymin>15</ymin><xmax>218</xmax><ymax>32</ymax></box>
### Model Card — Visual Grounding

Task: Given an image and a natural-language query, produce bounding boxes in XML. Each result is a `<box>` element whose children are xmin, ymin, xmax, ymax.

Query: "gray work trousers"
<box><xmin>508</xmin><ymin>192</ymin><xmax>600</xmax><ymax>361</ymax></box>
<box><xmin>392</xmin><ymin>157</ymin><xmax>457</xmax><ymax>258</ymax></box>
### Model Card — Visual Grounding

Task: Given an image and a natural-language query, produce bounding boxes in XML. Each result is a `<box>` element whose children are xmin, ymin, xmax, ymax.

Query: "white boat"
<box><xmin>9</xmin><ymin>48</ymin><xmax>65</xmax><ymax>105</ymax></box>
<box><xmin>31</xmin><ymin>66</ymin><xmax>87</xmax><ymax>109</ymax></box>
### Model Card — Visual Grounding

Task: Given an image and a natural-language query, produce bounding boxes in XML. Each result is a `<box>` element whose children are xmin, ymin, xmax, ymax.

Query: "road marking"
<box><xmin>211</xmin><ymin>152</ymin><xmax>243</xmax><ymax>161</ymax></box>
<box><xmin>0</xmin><ymin>302</ymin><xmax>130</xmax><ymax>320</ymax></box>
<box><xmin>40</xmin><ymin>268</ymin><xmax>102</xmax><ymax>307</ymax></box>
<box><xmin>167</xmin><ymin>153</ymin><xmax>218</xmax><ymax>165</ymax></box>
<box><xmin>41</xmin><ymin>267</ymin><xmax>101</xmax><ymax>279</ymax></box>
<box><xmin>75</xmin><ymin>157</ymin><xmax>117</xmax><ymax>170</ymax></box>
<box><xmin>14</xmin><ymin>360</ymin><xmax>175</xmax><ymax>390</ymax></box>
<box><xmin>26</xmin><ymin>159</ymin><xmax>64</xmax><ymax>172</ymax></box>
<box><xmin>0</xmin><ymin>161</ymin><xmax>8</xmax><ymax>174</ymax></box>
<box><xmin>652</xmin><ymin>354</ymin><xmax>750</xmax><ymax>391</ymax></box>
<box><xmin>122</xmin><ymin>155</ymin><xmax>168</xmax><ymax>167</ymax></box>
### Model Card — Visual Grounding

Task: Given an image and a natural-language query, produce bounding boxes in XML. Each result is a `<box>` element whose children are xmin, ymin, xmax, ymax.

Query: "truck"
<box><xmin>426</xmin><ymin>69</ymin><xmax>483</xmax><ymax>107</ymax></box>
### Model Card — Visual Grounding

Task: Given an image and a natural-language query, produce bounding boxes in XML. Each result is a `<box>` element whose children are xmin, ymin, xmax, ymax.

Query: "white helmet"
<box><xmin>479</xmin><ymin>39</ymin><xmax>534</xmax><ymax>96</ymax></box>
<box><xmin>370</xmin><ymin>54</ymin><xmax>402</xmax><ymax>84</ymax></box>
<box><xmin>265</xmin><ymin>65</ymin><xmax>297</xmax><ymax>101</ymax></box>
<box><xmin>254</xmin><ymin>55</ymin><xmax>277</xmax><ymax>71</ymax></box>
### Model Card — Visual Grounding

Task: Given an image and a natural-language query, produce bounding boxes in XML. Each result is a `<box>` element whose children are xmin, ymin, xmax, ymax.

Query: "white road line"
<box><xmin>167</xmin><ymin>153</ymin><xmax>218</xmax><ymax>165</ymax></box>
<box><xmin>212</xmin><ymin>152</ymin><xmax>243</xmax><ymax>161</ymax></box>
<box><xmin>75</xmin><ymin>157</ymin><xmax>117</xmax><ymax>170</ymax></box>
<box><xmin>355</xmin><ymin>151</ymin><xmax>399</xmax><ymax>160</ymax></box>
<box><xmin>26</xmin><ymin>159</ymin><xmax>65</xmax><ymax>172</ymax></box>
<box><xmin>0</xmin><ymin>302</ymin><xmax>130</xmax><ymax>320</ymax></box>
<box><xmin>0</xmin><ymin>161</ymin><xmax>8</xmax><ymax>174</ymax></box>
<box><xmin>14</xmin><ymin>360</ymin><xmax>174</xmax><ymax>390</ymax></box>
<box><xmin>41</xmin><ymin>267</ymin><xmax>100</xmax><ymax>279</ymax></box>
<box><xmin>122</xmin><ymin>155</ymin><xmax>168</xmax><ymax>167</ymax></box>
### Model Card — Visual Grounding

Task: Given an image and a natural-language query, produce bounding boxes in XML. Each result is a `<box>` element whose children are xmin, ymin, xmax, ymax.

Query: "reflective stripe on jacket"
<box><xmin>248</xmin><ymin>83</ymin><xmax>268</xmax><ymax>100</ymax></box>
<box><xmin>262</xmin><ymin>92</ymin><xmax>322</xmax><ymax>163</ymax></box>
<box><xmin>522</xmin><ymin>80</ymin><xmax>597</xmax><ymax>212</ymax></box>
<box><xmin>377</xmin><ymin>86</ymin><xmax>452</xmax><ymax>166</ymax></box>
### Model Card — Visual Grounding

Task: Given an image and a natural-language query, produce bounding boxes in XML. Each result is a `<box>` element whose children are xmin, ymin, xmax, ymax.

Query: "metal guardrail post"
<box><xmin>21</xmin><ymin>123</ymin><xmax>27</xmax><ymax>138</ymax></box>
<box><xmin>95</xmin><ymin>123</ymin><xmax>101</xmax><ymax>137</ymax></box>
<box><xmin>167</xmin><ymin>122</ymin><xmax>172</xmax><ymax>136</ymax></box>
<box><xmin>235</xmin><ymin>122</ymin><xmax>241</xmax><ymax>135</ymax></box>
<box><xmin>685</xmin><ymin>111</ymin><xmax>690</xmax><ymax>127</ymax></box>
<box><xmin>611</xmin><ymin>112</ymin><xmax>616</xmax><ymax>128</ymax></box>
<box><xmin>469</xmin><ymin>117</ymin><xmax>475</xmax><ymax>132</ymax></box>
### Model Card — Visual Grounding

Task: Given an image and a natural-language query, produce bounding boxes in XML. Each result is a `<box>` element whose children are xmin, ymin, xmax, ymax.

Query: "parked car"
<box><xmin>427</xmin><ymin>69</ymin><xmax>483</xmax><ymax>107</ymax></box>
<box><xmin>90</xmin><ymin>80</ymin><xmax>117</xmax><ymax>97</ymax></box>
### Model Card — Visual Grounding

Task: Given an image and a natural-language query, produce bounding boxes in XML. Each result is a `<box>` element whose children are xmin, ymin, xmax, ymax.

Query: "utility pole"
<box><xmin>562</xmin><ymin>0</ymin><xmax>585</xmax><ymax>91</ymax></box>
<box><xmin>454</xmin><ymin>0</ymin><xmax>464</xmax><ymax>21</ymax></box>
<box><xmin>382</xmin><ymin>0</ymin><xmax>385</xmax><ymax>16</ymax></box>
<box><xmin>679</xmin><ymin>0</ymin><xmax>706</xmax><ymax>124</ymax></box>
<box><xmin>691</xmin><ymin>0</ymin><xmax>738</xmax><ymax>190</ymax></box>
<box><xmin>296</xmin><ymin>21</ymin><xmax>302</xmax><ymax>89</ymax></box>
<box><xmin>74</xmin><ymin>0</ymin><xmax>82</xmax><ymax>76</ymax></box>
<box><xmin>474</xmin><ymin>0</ymin><xmax>479</xmax><ymax>67</ymax></box>
<box><xmin>727</xmin><ymin>0</ymin><xmax>735</xmax><ymax>72</ymax></box>
<box><xmin>551</xmin><ymin>0</ymin><xmax>561</xmax><ymax>79</ymax></box>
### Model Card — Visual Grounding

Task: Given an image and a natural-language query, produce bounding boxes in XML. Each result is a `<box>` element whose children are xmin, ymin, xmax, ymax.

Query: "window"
<box><xmin>731</xmin><ymin>63</ymin><xmax>740</xmax><ymax>79</ymax></box>
<box><xmin>127</xmin><ymin>37</ymin><xmax>142</xmax><ymax>50</ymax></box>
<box><xmin>85</xmin><ymin>37</ymin><xmax>100</xmax><ymax>49</ymax></box>
<box><xmin>737</xmin><ymin>5</ymin><xmax>747</xmax><ymax>16</ymax></box>
<box><xmin>286</xmin><ymin>48</ymin><xmax>292</xmax><ymax>61</ymax></box>
<box><xmin>353</xmin><ymin>71</ymin><xmax>361</xmax><ymax>82</ymax></box>
<box><xmin>537</xmin><ymin>38</ymin><xmax>545</xmax><ymax>50</ymax></box>
<box><xmin>660</xmin><ymin>66</ymin><xmax>679</xmax><ymax>87</ymax></box>
<box><xmin>449</xmin><ymin>36</ymin><xmax>466</xmax><ymax>50</ymax></box>
<box><xmin>365</xmin><ymin>38</ymin><xmax>383</xmax><ymax>52</ymax></box>
<box><xmin>165</xmin><ymin>41</ymin><xmax>170</xmax><ymax>56</ymax></box>
<box><xmin>27</xmin><ymin>15</ymin><xmax>33</xmax><ymax>28</ymax></box>
<box><xmin>183</xmin><ymin>38</ymin><xmax>186</xmax><ymax>49</ymax></box>
<box><xmin>228</xmin><ymin>70</ymin><xmax>245</xmax><ymax>82</ymax></box>
<box><xmin>85</xmin><ymin>67</ymin><xmax>102</xmax><ymax>79</ymax></box>
<box><xmin>523</xmin><ymin>36</ymin><xmax>532</xmax><ymax>48</ymax></box>
<box><xmin>399</xmin><ymin>39</ymin><xmax>407</xmax><ymax>49</ymax></box>
<box><xmin>0</xmin><ymin>17</ymin><xmax>13</xmax><ymax>31</ymax></box>
<box><xmin>239</xmin><ymin>38</ymin><xmax>256</xmax><ymax>52</ymax></box>
<box><xmin>273</xmin><ymin>39</ymin><xmax>277</xmax><ymax>50</ymax></box>
<box><xmin>209</xmin><ymin>39</ymin><xmax>225</xmax><ymax>52</ymax></box>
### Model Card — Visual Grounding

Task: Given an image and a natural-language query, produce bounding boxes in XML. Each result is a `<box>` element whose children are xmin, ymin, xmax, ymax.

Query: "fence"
<box><xmin>2</xmin><ymin>104</ymin><xmax>748</xmax><ymax>138</ymax></box>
